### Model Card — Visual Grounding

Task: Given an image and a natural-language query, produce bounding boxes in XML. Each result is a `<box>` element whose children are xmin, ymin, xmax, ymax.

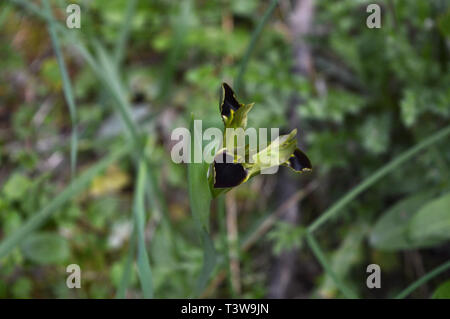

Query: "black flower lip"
<box><xmin>213</xmin><ymin>151</ymin><xmax>248</xmax><ymax>188</ymax></box>
<box><xmin>220</xmin><ymin>82</ymin><xmax>241</xmax><ymax>118</ymax></box>
<box><xmin>286</xmin><ymin>148</ymin><xmax>312</xmax><ymax>172</ymax></box>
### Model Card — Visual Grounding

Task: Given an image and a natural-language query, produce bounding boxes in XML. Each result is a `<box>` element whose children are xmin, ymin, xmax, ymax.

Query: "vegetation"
<box><xmin>0</xmin><ymin>0</ymin><xmax>450</xmax><ymax>299</ymax></box>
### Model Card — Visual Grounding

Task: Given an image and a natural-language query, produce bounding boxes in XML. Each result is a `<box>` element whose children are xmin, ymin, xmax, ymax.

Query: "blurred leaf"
<box><xmin>408</xmin><ymin>192</ymin><xmax>450</xmax><ymax>245</ymax></box>
<box><xmin>188</xmin><ymin>116</ymin><xmax>212</xmax><ymax>230</ymax></box>
<box><xmin>40</xmin><ymin>58</ymin><xmax>62</xmax><ymax>91</ymax></box>
<box><xmin>318</xmin><ymin>226</ymin><xmax>367</xmax><ymax>298</ymax></box>
<box><xmin>2</xmin><ymin>173</ymin><xmax>32</xmax><ymax>201</ymax></box>
<box><xmin>437</xmin><ymin>9</ymin><xmax>450</xmax><ymax>37</ymax></box>
<box><xmin>89</xmin><ymin>164</ymin><xmax>130</xmax><ymax>197</ymax></box>
<box><xmin>133</xmin><ymin>160</ymin><xmax>153</xmax><ymax>298</ymax></box>
<box><xmin>432</xmin><ymin>280</ymin><xmax>450</xmax><ymax>299</ymax></box>
<box><xmin>12</xmin><ymin>278</ymin><xmax>32</xmax><ymax>298</ymax></box>
<box><xmin>370</xmin><ymin>192</ymin><xmax>437</xmax><ymax>251</ymax></box>
<box><xmin>358</xmin><ymin>114</ymin><xmax>391</xmax><ymax>155</ymax></box>
<box><xmin>187</xmin><ymin>116</ymin><xmax>216</xmax><ymax>296</ymax></box>
<box><xmin>267</xmin><ymin>222</ymin><xmax>304</xmax><ymax>255</ymax></box>
<box><xmin>21</xmin><ymin>232</ymin><xmax>69</xmax><ymax>265</ymax></box>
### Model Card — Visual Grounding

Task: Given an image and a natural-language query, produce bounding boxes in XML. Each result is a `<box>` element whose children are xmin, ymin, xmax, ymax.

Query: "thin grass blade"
<box><xmin>133</xmin><ymin>160</ymin><xmax>153</xmax><ymax>298</ymax></box>
<box><xmin>114</xmin><ymin>0</ymin><xmax>138</xmax><ymax>67</ymax></box>
<box><xmin>395</xmin><ymin>259</ymin><xmax>450</xmax><ymax>299</ymax></box>
<box><xmin>116</xmin><ymin>228</ymin><xmax>136</xmax><ymax>299</ymax></box>
<box><xmin>305</xmin><ymin>232</ymin><xmax>358</xmax><ymax>299</ymax></box>
<box><xmin>42</xmin><ymin>0</ymin><xmax>78</xmax><ymax>177</ymax></box>
<box><xmin>234</xmin><ymin>0</ymin><xmax>279</xmax><ymax>93</ymax></box>
<box><xmin>308</xmin><ymin>124</ymin><xmax>450</xmax><ymax>233</ymax></box>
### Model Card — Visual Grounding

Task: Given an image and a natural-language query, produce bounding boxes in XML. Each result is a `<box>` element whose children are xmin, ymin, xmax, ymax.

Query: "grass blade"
<box><xmin>42</xmin><ymin>0</ymin><xmax>78</xmax><ymax>177</ymax></box>
<box><xmin>157</xmin><ymin>1</ymin><xmax>191</xmax><ymax>101</ymax></box>
<box><xmin>194</xmin><ymin>229</ymin><xmax>217</xmax><ymax>297</ymax></box>
<box><xmin>116</xmin><ymin>228</ymin><xmax>136</xmax><ymax>299</ymax></box>
<box><xmin>0</xmin><ymin>144</ymin><xmax>132</xmax><ymax>261</ymax></box>
<box><xmin>305</xmin><ymin>232</ymin><xmax>358</xmax><ymax>299</ymax></box>
<box><xmin>308</xmin><ymin>124</ymin><xmax>450</xmax><ymax>233</ymax></box>
<box><xmin>395</xmin><ymin>259</ymin><xmax>450</xmax><ymax>299</ymax></box>
<box><xmin>114</xmin><ymin>0</ymin><xmax>138</xmax><ymax>67</ymax></box>
<box><xmin>133</xmin><ymin>160</ymin><xmax>153</xmax><ymax>298</ymax></box>
<box><xmin>234</xmin><ymin>0</ymin><xmax>279</xmax><ymax>93</ymax></box>
<box><xmin>93</xmin><ymin>43</ymin><xmax>141</xmax><ymax>143</ymax></box>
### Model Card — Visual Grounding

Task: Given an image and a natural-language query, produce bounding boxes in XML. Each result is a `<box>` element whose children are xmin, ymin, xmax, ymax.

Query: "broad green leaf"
<box><xmin>408</xmin><ymin>192</ymin><xmax>450</xmax><ymax>245</ymax></box>
<box><xmin>21</xmin><ymin>232</ymin><xmax>70</xmax><ymax>264</ymax></box>
<box><xmin>432</xmin><ymin>280</ymin><xmax>450</xmax><ymax>299</ymax></box>
<box><xmin>369</xmin><ymin>192</ymin><xmax>437</xmax><ymax>251</ymax></box>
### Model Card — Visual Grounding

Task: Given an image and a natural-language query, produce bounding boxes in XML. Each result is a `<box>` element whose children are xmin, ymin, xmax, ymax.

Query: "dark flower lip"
<box><xmin>286</xmin><ymin>148</ymin><xmax>312</xmax><ymax>172</ymax></box>
<box><xmin>213</xmin><ymin>151</ymin><xmax>248</xmax><ymax>188</ymax></box>
<box><xmin>220</xmin><ymin>82</ymin><xmax>241</xmax><ymax>118</ymax></box>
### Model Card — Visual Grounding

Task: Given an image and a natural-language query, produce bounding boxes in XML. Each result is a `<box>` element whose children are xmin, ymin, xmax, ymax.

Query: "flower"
<box><xmin>208</xmin><ymin>83</ymin><xmax>312</xmax><ymax>198</ymax></box>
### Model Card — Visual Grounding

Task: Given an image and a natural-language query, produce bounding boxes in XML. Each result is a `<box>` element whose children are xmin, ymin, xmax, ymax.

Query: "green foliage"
<box><xmin>21</xmin><ymin>232</ymin><xmax>70</xmax><ymax>265</ymax></box>
<box><xmin>318</xmin><ymin>226</ymin><xmax>367</xmax><ymax>298</ymax></box>
<box><xmin>370</xmin><ymin>192</ymin><xmax>437</xmax><ymax>250</ymax></box>
<box><xmin>371</xmin><ymin>191</ymin><xmax>450</xmax><ymax>251</ymax></box>
<box><xmin>267</xmin><ymin>222</ymin><xmax>305</xmax><ymax>255</ymax></box>
<box><xmin>187</xmin><ymin>116</ymin><xmax>217</xmax><ymax>296</ymax></box>
<box><xmin>432</xmin><ymin>280</ymin><xmax>450</xmax><ymax>299</ymax></box>
<box><xmin>1</xmin><ymin>0</ymin><xmax>450</xmax><ymax>299</ymax></box>
<box><xmin>2</xmin><ymin>173</ymin><xmax>32</xmax><ymax>201</ymax></box>
<box><xmin>409</xmin><ymin>192</ymin><xmax>450</xmax><ymax>245</ymax></box>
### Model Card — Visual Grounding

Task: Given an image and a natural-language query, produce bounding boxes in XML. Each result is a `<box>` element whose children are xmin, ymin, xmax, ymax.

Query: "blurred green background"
<box><xmin>0</xmin><ymin>0</ymin><xmax>450</xmax><ymax>299</ymax></box>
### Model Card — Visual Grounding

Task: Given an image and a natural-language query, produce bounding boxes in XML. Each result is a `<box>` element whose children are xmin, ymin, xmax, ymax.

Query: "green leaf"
<box><xmin>187</xmin><ymin>115</ymin><xmax>216</xmax><ymax>296</ymax></box>
<box><xmin>21</xmin><ymin>232</ymin><xmax>70</xmax><ymax>265</ymax></box>
<box><xmin>318</xmin><ymin>226</ymin><xmax>367</xmax><ymax>298</ymax></box>
<box><xmin>133</xmin><ymin>160</ymin><xmax>153</xmax><ymax>298</ymax></box>
<box><xmin>188</xmin><ymin>115</ymin><xmax>212</xmax><ymax>230</ymax></box>
<box><xmin>369</xmin><ymin>192</ymin><xmax>437</xmax><ymax>251</ymax></box>
<box><xmin>432</xmin><ymin>280</ymin><xmax>450</xmax><ymax>299</ymax></box>
<box><xmin>408</xmin><ymin>192</ymin><xmax>450</xmax><ymax>245</ymax></box>
<box><xmin>194</xmin><ymin>228</ymin><xmax>216</xmax><ymax>297</ymax></box>
<box><xmin>2</xmin><ymin>173</ymin><xmax>32</xmax><ymax>201</ymax></box>
<box><xmin>12</xmin><ymin>278</ymin><xmax>32</xmax><ymax>298</ymax></box>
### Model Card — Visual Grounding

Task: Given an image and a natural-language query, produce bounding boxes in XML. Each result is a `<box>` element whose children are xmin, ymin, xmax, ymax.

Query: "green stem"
<box><xmin>305</xmin><ymin>232</ymin><xmax>358</xmax><ymax>299</ymax></box>
<box><xmin>308</xmin><ymin>125</ymin><xmax>450</xmax><ymax>233</ymax></box>
<box><xmin>395</xmin><ymin>259</ymin><xmax>450</xmax><ymax>299</ymax></box>
<box><xmin>234</xmin><ymin>0</ymin><xmax>279</xmax><ymax>93</ymax></box>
